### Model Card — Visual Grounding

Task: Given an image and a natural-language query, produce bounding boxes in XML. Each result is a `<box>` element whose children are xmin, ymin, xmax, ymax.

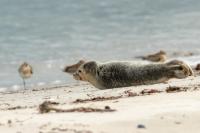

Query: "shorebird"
<box><xmin>140</xmin><ymin>50</ymin><xmax>167</xmax><ymax>62</ymax></box>
<box><xmin>18</xmin><ymin>62</ymin><xmax>33</xmax><ymax>89</ymax></box>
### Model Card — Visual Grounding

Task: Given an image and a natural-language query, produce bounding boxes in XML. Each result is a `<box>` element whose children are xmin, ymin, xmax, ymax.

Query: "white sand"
<box><xmin>0</xmin><ymin>76</ymin><xmax>200</xmax><ymax>133</ymax></box>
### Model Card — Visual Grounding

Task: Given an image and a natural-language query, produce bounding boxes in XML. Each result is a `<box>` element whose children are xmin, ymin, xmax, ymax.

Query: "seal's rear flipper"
<box><xmin>166</xmin><ymin>60</ymin><xmax>194</xmax><ymax>78</ymax></box>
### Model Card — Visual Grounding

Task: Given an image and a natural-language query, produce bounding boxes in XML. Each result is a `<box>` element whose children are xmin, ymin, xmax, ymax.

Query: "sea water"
<box><xmin>0</xmin><ymin>0</ymin><xmax>200</xmax><ymax>90</ymax></box>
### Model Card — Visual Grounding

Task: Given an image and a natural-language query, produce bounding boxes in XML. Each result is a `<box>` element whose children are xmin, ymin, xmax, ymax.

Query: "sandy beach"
<box><xmin>1</xmin><ymin>0</ymin><xmax>200</xmax><ymax>132</ymax></box>
<box><xmin>0</xmin><ymin>75</ymin><xmax>200</xmax><ymax>133</ymax></box>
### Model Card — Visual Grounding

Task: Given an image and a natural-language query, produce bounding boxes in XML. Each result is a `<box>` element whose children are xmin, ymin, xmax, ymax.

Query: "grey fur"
<box><xmin>74</xmin><ymin>61</ymin><xmax>193</xmax><ymax>89</ymax></box>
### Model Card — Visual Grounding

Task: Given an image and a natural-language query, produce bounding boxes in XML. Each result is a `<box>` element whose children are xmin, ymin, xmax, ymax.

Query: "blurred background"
<box><xmin>0</xmin><ymin>0</ymin><xmax>200</xmax><ymax>90</ymax></box>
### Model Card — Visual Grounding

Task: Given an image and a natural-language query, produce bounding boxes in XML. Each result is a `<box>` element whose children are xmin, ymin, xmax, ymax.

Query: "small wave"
<box><xmin>11</xmin><ymin>85</ymin><xmax>21</xmax><ymax>91</ymax></box>
<box><xmin>46</xmin><ymin>63</ymin><xmax>53</xmax><ymax>69</ymax></box>
<box><xmin>59</xmin><ymin>65</ymin><xmax>65</xmax><ymax>70</ymax></box>
<box><xmin>52</xmin><ymin>80</ymin><xmax>62</xmax><ymax>84</ymax></box>
<box><xmin>0</xmin><ymin>87</ymin><xmax>7</xmax><ymax>92</ymax></box>
<box><xmin>37</xmin><ymin>82</ymin><xmax>46</xmax><ymax>86</ymax></box>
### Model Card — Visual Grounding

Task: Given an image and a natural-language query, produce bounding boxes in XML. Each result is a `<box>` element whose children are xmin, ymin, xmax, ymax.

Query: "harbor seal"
<box><xmin>73</xmin><ymin>60</ymin><xmax>193</xmax><ymax>89</ymax></box>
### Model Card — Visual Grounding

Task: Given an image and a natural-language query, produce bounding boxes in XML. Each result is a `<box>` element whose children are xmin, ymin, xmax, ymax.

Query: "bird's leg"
<box><xmin>23</xmin><ymin>78</ymin><xmax>26</xmax><ymax>90</ymax></box>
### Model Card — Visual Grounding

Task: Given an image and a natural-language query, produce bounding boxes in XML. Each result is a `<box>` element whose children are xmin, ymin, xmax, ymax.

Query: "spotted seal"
<box><xmin>73</xmin><ymin>60</ymin><xmax>193</xmax><ymax>89</ymax></box>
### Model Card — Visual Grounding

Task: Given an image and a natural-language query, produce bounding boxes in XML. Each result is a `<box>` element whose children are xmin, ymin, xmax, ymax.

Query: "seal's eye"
<box><xmin>78</xmin><ymin>70</ymin><xmax>82</xmax><ymax>73</ymax></box>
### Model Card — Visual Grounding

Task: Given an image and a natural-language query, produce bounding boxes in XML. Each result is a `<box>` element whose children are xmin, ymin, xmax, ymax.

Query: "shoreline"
<box><xmin>1</xmin><ymin>53</ymin><xmax>200</xmax><ymax>91</ymax></box>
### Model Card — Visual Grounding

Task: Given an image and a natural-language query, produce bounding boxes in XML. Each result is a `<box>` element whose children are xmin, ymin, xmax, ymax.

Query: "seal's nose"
<box><xmin>63</xmin><ymin>67</ymin><xmax>69</xmax><ymax>72</ymax></box>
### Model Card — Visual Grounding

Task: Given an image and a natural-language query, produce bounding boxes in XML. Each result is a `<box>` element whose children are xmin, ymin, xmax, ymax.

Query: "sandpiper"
<box><xmin>142</xmin><ymin>50</ymin><xmax>167</xmax><ymax>62</ymax></box>
<box><xmin>18</xmin><ymin>62</ymin><xmax>33</xmax><ymax>89</ymax></box>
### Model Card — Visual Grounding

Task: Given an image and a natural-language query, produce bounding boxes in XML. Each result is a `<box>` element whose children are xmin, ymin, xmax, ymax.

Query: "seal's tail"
<box><xmin>166</xmin><ymin>60</ymin><xmax>194</xmax><ymax>78</ymax></box>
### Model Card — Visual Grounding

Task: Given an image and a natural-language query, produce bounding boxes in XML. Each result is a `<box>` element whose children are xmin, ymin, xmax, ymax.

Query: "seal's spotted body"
<box><xmin>73</xmin><ymin>61</ymin><xmax>193</xmax><ymax>89</ymax></box>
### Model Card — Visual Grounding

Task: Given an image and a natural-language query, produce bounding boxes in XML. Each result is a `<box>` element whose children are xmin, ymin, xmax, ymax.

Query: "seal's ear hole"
<box><xmin>78</xmin><ymin>70</ymin><xmax>82</xmax><ymax>73</ymax></box>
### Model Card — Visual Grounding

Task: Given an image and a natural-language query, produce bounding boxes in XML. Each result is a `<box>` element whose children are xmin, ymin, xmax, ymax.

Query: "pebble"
<box><xmin>137</xmin><ymin>124</ymin><xmax>146</xmax><ymax>129</ymax></box>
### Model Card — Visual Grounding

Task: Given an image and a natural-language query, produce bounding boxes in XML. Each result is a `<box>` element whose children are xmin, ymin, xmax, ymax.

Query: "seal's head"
<box><xmin>63</xmin><ymin>60</ymin><xmax>85</xmax><ymax>74</ymax></box>
<box><xmin>73</xmin><ymin>61</ymin><xmax>98</xmax><ymax>81</ymax></box>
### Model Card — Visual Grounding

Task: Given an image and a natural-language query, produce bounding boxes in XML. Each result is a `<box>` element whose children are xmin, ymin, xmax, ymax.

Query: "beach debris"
<box><xmin>137</xmin><ymin>50</ymin><xmax>167</xmax><ymax>62</ymax></box>
<box><xmin>105</xmin><ymin>106</ymin><xmax>111</xmax><ymax>110</ymax></box>
<box><xmin>137</xmin><ymin>124</ymin><xmax>146</xmax><ymax>129</ymax></box>
<box><xmin>73</xmin><ymin>89</ymin><xmax>162</xmax><ymax>104</ymax></box>
<box><xmin>39</xmin><ymin>101</ymin><xmax>116</xmax><ymax>114</ymax></box>
<box><xmin>72</xmin><ymin>96</ymin><xmax>122</xmax><ymax>103</ymax></box>
<box><xmin>7</xmin><ymin>120</ymin><xmax>12</xmax><ymax>127</ymax></box>
<box><xmin>195</xmin><ymin>64</ymin><xmax>200</xmax><ymax>70</ymax></box>
<box><xmin>87</xmin><ymin>93</ymin><xmax>95</xmax><ymax>97</ymax></box>
<box><xmin>193</xmin><ymin>87</ymin><xmax>199</xmax><ymax>91</ymax></box>
<box><xmin>51</xmin><ymin>127</ymin><xmax>92</xmax><ymax>133</ymax></box>
<box><xmin>166</xmin><ymin>86</ymin><xmax>188</xmax><ymax>93</ymax></box>
<box><xmin>7</xmin><ymin>106</ymin><xmax>25</xmax><ymax>110</ymax></box>
<box><xmin>18</xmin><ymin>62</ymin><xmax>33</xmax><ymax>89</ymax></box>
<box><xmin>140</xmin><ymin>89</ymin><xmax>162</xmax><ymax>95</ymax></box>
<box><xmin>71</xmin><ymin>85</ymin><xmax>195</xmax><ymax>105</ymax></box>
<box><xmin>0</xmin><ymin>122</ymin><xmax>4</xmax><ymax>126</ymax></box>
<box><xmin>63</xmin><ymin>60</ymin><xmax>85</xmax><ymax>74</ymax></box>
<box><xmin>112</xmin><ymin>101</ymin><xmax>119</xmax><ymax>103</ymax></box>
<box><xmin>5</xmin><ymin>105</ymin><xmax>36</xmax><ymax>111</ymax></box>
<box><xmin>38</xmin><ymin>101</ymin><xmax>59</xmax><ymax>113</ymax></box>
<box><xmin>7</xmin><ymin>120</ymin><xmax>12</xmax><ymax>124</ymax></box>
<box><xmin>174</xmin><ymin>121</ymin><xmax>181</xmax><ymax>125</ymax></box>
<box><xmin>32</xmin><ymin>88</ymin><xmax>45</xmax><ymax>91</ymax></box>
<box><xmin>123</xmin><ymin>90</ymin><xmax>138</xmax><ymax>97</ymax></box>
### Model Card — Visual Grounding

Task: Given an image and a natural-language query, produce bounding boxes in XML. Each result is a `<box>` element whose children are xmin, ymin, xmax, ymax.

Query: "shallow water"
<box><xmin>0</xmin><ymin>0</ymin><xmax>200</xmax><ymax>90</ymax></box>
